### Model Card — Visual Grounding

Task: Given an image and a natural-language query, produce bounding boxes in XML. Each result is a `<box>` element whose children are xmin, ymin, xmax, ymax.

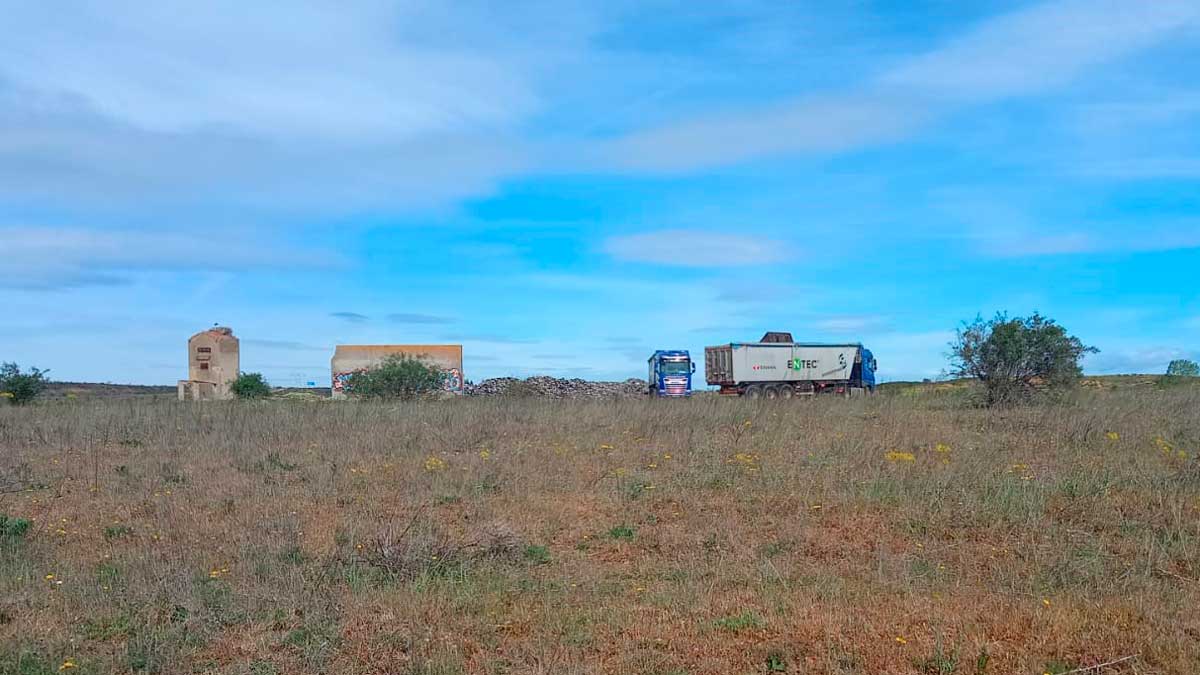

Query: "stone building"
<box><xmin>178</xmin><ymin>326</ymin><xmax>240</xmax><ymax>400</ymax></box>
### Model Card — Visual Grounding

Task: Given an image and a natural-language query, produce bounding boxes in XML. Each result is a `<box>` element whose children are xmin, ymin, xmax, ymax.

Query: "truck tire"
<box><xmin>764</xmin><ymin>386</ymin><xmax>779</xmax><ymax>400</ymax></box>
<box><xmin>744</xmin><ymin>385</ymin><xmax>763</xmax><ymax>399</ymax></box>
<box><xmin>776</xmin><ymin>384</ymin><xmax>794</xmax><ymax>400</ymax></box>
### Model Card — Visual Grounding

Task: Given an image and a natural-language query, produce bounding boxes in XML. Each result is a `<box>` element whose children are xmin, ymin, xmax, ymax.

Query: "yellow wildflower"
<box><xmin>599</xmin><ymin>444</ymin><xmax>614</xmax><ymax>450</ymax></box>
<box><xmin>1009</xmin><ymin>463</ymin><xmax>1035</xmax><ymax>480</ymax></box>
<box><xmin>885</xmin><ymin>450</ymin><xmax>915</xmax><ymax>463</ymax></box>
<box><xmin>934</xmin><ymin>443</ymin><xmax>951</xmax><ymax>453</ymax></box>
<box><xmin>424</xmin><ymin>456</ymin><xmax>446</xmax><ymax>471</ymax></box>
<box><xmin>1105</xmin><ymin>431</ymin><xmax>1120</xmax><ymax>441</ymax></box>
<box><xmin>479</xmin><ymin>449</ymin><xmax>491</xmax><ymax>459</ymax></box>
<box><xmin>895</xmin><ymin>636</ymin><xmax>907</xmax><ymax>645</ymax></box>
<box><xmin>59</xmin><ymin>660</ymin><xmax>77</xmax><ymax>671</ymax></box>
<box><xmin>728</xmin><ymin>453</ymin><xmax>759</xmax><ymax>470</ymax></box>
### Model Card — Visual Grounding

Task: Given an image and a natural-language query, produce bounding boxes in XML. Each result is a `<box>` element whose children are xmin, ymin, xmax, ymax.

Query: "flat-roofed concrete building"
<box><xmin>331</xmin><ymin>344</ymin><xmax>463</xmax><ymax>399</ymax></box>
<box><xmin>178</xmin><ymin>326</ymin><xmax>239</xmax><ymax>400</ymax></box>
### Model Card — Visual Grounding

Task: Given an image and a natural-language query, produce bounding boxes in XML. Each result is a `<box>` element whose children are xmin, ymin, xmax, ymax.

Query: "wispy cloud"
<box><xmin>814</xmin><ymin>315</ymin><xmax>890</xmax><ymax>333</ymax></box>
<box><xmin>441</xmin><ymin>333</ymin><xmax>537</xmax><ymax>345</ymax></box>
<box><xmin>0</xmin><ymin>2</ymin><xmax>581</xmax><ymax>211</ymax></box>
<box><xmin>602</xmin><ymin>93</ymin><xmax>925</xmax><ymax>172</ymax></box>
<box><xmin>0</xmin><ymin>4</ymin><xmax>542</xmax><ymax>142</ymax></box>
<box><xmin>604</xmin><ymin>230</ymin><xmax>790</xmax><ymax>266</ymax></box>
<box><xmin>1076</xmin><ymin>158</ymin><xmax>1200</xmax><ymax>180</ymax></box>
<box><xmin>879</xmin><ymin>0</ymin><xmax>1198</xmax><ymax>101</ymax></box>
<box><xmin>602</xmin><ymin>0</ymin><xmax>1200</xmax><ymax>172</ymax></box>
<box><xmin>0</xmin><ymin>225</ymin><xmax>338</xmax><ymax>290</ymax></box>
<box><xmin>242</xmin><ymin>339</ymin><xmax>328</xmax><ymax>352</ymax></box>
<box><xmin>330</xmin><ymin>312</ymin><xmax>369</xmax><ymax>323</ymax></box>
<box><xmin>386</xmin><ymin>313</ymin><xmax>456</xmax><ymax>325</ymax></box>
<box><xmin>1085</xmin><ymin>346</ymin><xmax>1198</xmax><ymax>375</ymax></box>
<box><xmin>978</xmin><ymin>225</ymin><xmax>1200</xmax><ymax>257</ymax></box>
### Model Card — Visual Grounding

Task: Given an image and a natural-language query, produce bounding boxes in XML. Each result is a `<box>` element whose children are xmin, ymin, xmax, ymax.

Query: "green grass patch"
<box><xmin>607</xmin><ymin>524</ymin><xmax>636</xmax><ymax>541</ymax></box>
<box><xmin>712</xmin><ymin>611</ymin><xmax>763</xmax><ymax>631</ymax></box>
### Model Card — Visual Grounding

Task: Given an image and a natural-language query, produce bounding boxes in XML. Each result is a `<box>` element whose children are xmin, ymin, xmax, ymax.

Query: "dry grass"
<box><xmin>1</xmin><ymin>386</ymin><xmax>1198</xmax><ymax>674</ymax></box>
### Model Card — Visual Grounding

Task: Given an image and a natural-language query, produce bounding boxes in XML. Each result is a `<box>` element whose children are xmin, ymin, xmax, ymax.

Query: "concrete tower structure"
<box><xmin>178</xmin><ymin>326</ymin><xmax>240</xmax><ymax>400</ymax></box>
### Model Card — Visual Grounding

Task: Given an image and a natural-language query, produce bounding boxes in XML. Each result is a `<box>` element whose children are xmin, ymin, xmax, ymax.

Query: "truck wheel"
<box><xmin>764</xmin><ymin>386</ymin><xmax>779</xmax><ymax>400</ymax></box>
<box><xmin>745</xmin><ymin>385</ymin><xmax>763</xmax><ymax>399</ymax></box>
<box><xmin>776</xmin><ymin>385</ymin><xmax>794</xmax><ymax>400</ymax></box>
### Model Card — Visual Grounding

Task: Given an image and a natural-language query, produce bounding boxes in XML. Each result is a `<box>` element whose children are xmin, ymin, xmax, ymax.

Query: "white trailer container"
<box><xmin>705</xmin><ymin>333</ymin><xmax>876</xmax><ymax>398</ymax></box>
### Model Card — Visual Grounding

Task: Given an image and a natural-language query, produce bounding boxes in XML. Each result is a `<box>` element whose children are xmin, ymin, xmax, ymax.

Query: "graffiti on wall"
<box><xmin>442</xmin><ymin>368</ymin><xmax>463</xmax><ymax>393</ymax></box>
<box><xmin>331</xmin><ymin>367</ymin><xmax>362</xmax><ymax>393</ymax></box>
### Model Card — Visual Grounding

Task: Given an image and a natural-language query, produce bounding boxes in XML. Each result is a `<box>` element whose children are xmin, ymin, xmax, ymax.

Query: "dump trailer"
<box><xmin>705</xmin><ymin>332</ymin><xmax>877</xmax><ymax>398</ymax></box>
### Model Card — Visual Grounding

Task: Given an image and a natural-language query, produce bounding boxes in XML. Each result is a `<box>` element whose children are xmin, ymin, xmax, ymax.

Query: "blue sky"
<box><xmin>1</xmin><ymin>0</ymin><xmax>1198</xmax><ymax>385</ymax></box>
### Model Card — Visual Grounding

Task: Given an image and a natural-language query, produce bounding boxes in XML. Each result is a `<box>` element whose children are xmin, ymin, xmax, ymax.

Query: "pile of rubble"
<box><xmin>466</xmin><ymin>376</ymin><xmax>647</xmax><ymax>399</ymax></box>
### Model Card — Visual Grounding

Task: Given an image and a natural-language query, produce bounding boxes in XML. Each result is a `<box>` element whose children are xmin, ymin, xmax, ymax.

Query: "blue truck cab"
<box><xmin>648</xmin><ymin>350</ymin><xmax>695</xmax><ymax>397</ymax></box>
<box><xmin>856</xmin><ymin>347</ymin><xmax>878</xmax><ymax>392</ymax></box>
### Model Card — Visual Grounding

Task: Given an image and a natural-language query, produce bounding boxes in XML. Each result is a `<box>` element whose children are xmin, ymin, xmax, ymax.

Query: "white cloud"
<box><xmin>601</xmin><ymin>93</ymin><xmax>925</xmax><ymax>172</ymax></box>
<box><xmin>977</xmin><ymin>225</ymin><xmax>1200</xmax><ymax>257</ymax></box>
<box><xmin>0</xmin><ymin>226</ymin><xmax>339</xmax><ymax>289</ymax></box>
<box><xmin>1076</xmin><ymin>158</ymin><xmax>1200</xmax><ymax>180</ymax></box>
<box><xmin>865</xmin><ymin>330</ymin><xmax>956</xmax><ymax>382</ymax></box>
<box><xmin>0</xmin><ymin>1</ymin><xmax>591</xmax><ymax>211</ymax></box>
<box><xmin>880</xmin><ymin>0</ymin><xmax>1199</xmax><ymax>101</ymax></box>
<box><xmin>603</xmin><ymin>230</ymin><xmax>791</xmax><ymax>266</ymax></box>
<box><xmin>1074</xmin><ymin>94</ymin><xmax>1200</xmax><ymax>133</ymax></box>
<box><xmin>1085</xmin><ymin>346</ymin><xmax>1199</xmax><ymax>375</ymax></box>
<box><xmin>0</xmin><ymin>2</ymin><xmax>540</xmax><ymax>142</ymax></box>
<box><xmin>602</xmin><ymin>0</ymin><xmax>1200</xmax><ymax>172</ymax></box>
<box><xmin>814</xmin><ymin>315</ymin><xmax>889</xmax><ymax>333</ymax></box>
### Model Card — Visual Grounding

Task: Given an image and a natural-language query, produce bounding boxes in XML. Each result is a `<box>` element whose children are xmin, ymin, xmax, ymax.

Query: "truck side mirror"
<box><xmin>691</xmin><ymin>362</ymin><xmax>696</xmax><ymax>373</ymax></box>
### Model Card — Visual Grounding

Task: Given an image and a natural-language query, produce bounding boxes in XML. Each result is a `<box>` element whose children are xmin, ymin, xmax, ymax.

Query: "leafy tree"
<box><xmin>949</xmin><ymin>312</ymin><xmax>1096</xmax><ymax>405</ymax></box>
<box><xmin>343</xmin><ymin>355</ymin><xmax>445</xmax><ymax>400</ymax></box>
<box><xmin>1166</xmin><ymin>359</ymin><xmax>1199</xmax><ymax>378</ymax></box>
<box><xmin>231</xmin><ymin>372</ymin><xmax>272</xmax><ymax>400</ymax></box>
<box><xmin>0</xmin><ymin>362</ymin><xmax>49</xmax><ymax>405</ymax></box>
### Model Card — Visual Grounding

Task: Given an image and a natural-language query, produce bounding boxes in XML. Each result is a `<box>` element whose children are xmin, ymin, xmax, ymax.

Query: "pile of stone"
<box><xmin>466</xmin><ymin>376</ymin><xmax>647</xmax><ymax>399</ymax></box>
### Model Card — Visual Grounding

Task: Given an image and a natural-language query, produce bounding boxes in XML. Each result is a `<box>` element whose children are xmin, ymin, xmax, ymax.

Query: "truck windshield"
<box><xmin>659</xmin><ymin>360</ymin><xmax>690</xmax><ymax>375</ymax></box>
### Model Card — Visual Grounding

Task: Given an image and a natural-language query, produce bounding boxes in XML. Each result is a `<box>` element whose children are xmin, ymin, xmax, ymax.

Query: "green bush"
<box><xmin>343</xmin><ymin>355</ymin><xmax>445</xmax><ymax>401</ymax></box>
<box><xmin>231</xmin><ymin>372</ymin><xmax>272</xmax><ymax>400</ymax></box>
<box><xmin>949</xmin><ymin>312</ymin><xmax>1096</xmax><ymax>406</ymax></box>
<box><xmin>1166</xmin><ymin>359</ymin><xmax>1198</xmax><ymax>378</ymax></box>
<box><xmin>0</xmin><ymin>362</ymin><xmax>48</xmax><ymax>405</ymax></box>
<box><xmin>1161</xmin><ymin>359</ymin><xmax>1200</xmax><ymax>388</ymax></box>
<box><xmin>0</xmin><ymin>514</ymin><xmax>32</xmax><ymax>538</ymax></box>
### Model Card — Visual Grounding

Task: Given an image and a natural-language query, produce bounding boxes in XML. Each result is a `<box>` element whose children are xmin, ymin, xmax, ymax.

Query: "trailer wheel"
<box><xmin>744</xmin><ymin>385</ymin><xmax>763</xmax><ymax>399</ymax></box>
<box><xmin>764</xmin><ymin>386</ymin><xmax>779</xmax><ymax>400</ymax></box>
<box><xmin>776</xmin><ymin>385</ymin><xmax>794</xmax><ymax>400</ymax></box>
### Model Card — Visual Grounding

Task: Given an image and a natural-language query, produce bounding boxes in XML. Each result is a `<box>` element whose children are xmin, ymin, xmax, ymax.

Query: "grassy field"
<box><xmin>1</xmin><ymin>386</ymin><xmax>1198</xmax><ymax>674</ymax></box>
